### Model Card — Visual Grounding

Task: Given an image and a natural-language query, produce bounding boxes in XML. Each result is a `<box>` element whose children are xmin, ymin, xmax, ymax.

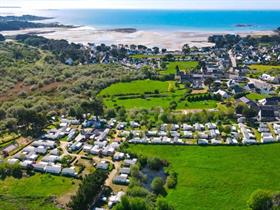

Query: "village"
<box><xmin>1</xmin><ymin>32</ymin><xmax>280</xmax><ymax>209</ymax></box>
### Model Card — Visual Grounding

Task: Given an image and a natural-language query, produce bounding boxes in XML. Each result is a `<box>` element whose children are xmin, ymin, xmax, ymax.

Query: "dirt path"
<box><xmin>105</xmin><ymin>161</ymin><xmax>121</xmax><ymax>187</ymax></box>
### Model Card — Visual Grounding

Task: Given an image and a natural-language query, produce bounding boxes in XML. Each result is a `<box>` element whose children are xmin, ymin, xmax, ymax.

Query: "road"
<box><xmin>247</xmin><ymin>77</ymin><xmax>279</xmax><ymax>88</ymax></box>
<box><xmin>228</xmin><ymin>49</ymin><xmax>237</xmax><ymax>69</ymax></box>
<box><xmin>105</xmin><ymin>161</ymin><xmax>121</xmax><ymax>187</ymax></box>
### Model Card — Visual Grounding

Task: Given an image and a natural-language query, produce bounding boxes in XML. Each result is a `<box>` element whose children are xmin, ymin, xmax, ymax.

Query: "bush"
<box><xmin>156</xmin><ymin>197</ymin><xmax>175</xmax><ymax>210</ymax></box>
<box><xmin>247</xmin><ymin>189</ymin><xmax>273</xmax><ymax>210</ymax></box>
<box><xmin>147</xmin><ymin>157</ymin><xmax>162</xmax><ymax>171</ymax></box>
<box><xmin>127</xmin><ymin>186</ymin><xmax>150</xmax><ymax>198</ymax></box>
<box><xmin>166</xmin><ymin>172</ymin><xmax>177</xmax><ymax>189</ymax></box>
<box><xmin>151</xmin><ymin>177</ymin><xmax>165</xmax><ymax>195</ymax></box>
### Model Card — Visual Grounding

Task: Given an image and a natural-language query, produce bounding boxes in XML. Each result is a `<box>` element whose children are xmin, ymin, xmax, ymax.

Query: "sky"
<box><xmin>1</xmin><ymin>0</ymin><xmax>280</xmax><ymax>10</ymax></box>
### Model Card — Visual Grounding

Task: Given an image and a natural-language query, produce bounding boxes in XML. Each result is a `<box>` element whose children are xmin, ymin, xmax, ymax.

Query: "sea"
<box><xmin>25</xmin><ymin>9</ymin><xmax>280</xmax><ymax>32</ymax></box>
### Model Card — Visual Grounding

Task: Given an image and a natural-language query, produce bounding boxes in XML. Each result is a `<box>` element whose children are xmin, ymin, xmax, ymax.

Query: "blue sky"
<box><xmin>2</xmin><ymin>0</ymin><xmax>280</xmax><ymax>10</ymax></box>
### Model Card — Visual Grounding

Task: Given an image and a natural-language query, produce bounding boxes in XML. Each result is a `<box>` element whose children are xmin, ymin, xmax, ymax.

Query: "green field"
<box><xmin>105</xmin><ymin>96</ymin><xmax>217</xmax><ymax>109</ymax></box>
<box><xmin>249</xmin><ymin>64</ymin><xmax>280</xmax><ymax>71</ymax></box>
<box><xmin>246</xmin><ymin>92</ymin><xmax>268</xmax><ymax>101</ymax></box>
<box><xmin>249</xmin><ymin>64</ymin><xmax>280</xmax><ymax>77</ymax></box>
<box><xmin>0</xmin><ymin>174</ymin><xmax>77</xmax><ymax>210</ymax></box>
<box><xmin>99</xmin><ymin>80</ymin><xmax>171</xmax><ymax>96</ymax></box>
<box><xmin>99</xmin><ymin>80</ymin><xmax>217</xmax><ymax>110</ymax></box>
<box><xmin>128</xmin><ymin>144</ymin><xmax>280</xmax><ymax>210</ymax></box>
<box><xmin>160</xmin><ymin>61</ymin><xmax>199</xmax><ymax>75</ymax></box>
<box><xmin>130</xmin><ymin>54</ymin><xmax>164</xmax><ymax>59</ymax></box>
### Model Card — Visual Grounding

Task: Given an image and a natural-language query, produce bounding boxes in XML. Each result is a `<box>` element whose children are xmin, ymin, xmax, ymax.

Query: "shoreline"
<box><xmin>1</xmin><ymin>26</ymin><xmax>276</xmax><ymax>50</ymax></box>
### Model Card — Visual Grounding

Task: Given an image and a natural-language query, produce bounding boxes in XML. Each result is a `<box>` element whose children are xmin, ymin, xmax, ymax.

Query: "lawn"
<box><xmin>160</xmin><ymin>61</ymin><xmax>199</xmax><ymax>75</ymax></box>
<box><xmin>127</xmin><ymin>144</ymin><xmax>280</xmax><ymax>210</ymax></box>
<box><xmin>99</xmin><ymin>80</ymin><xmax>172</xmax><ymax>96</ymax></box>
<box><xmin>0</xmin><ymin>173</ymin><xmax>78</xmax><ymax>210</ymax></box>
<box><xmin>249</xmin><ymin>64</ymin><xmax>280</xmax><ymax>72</ymax></box>
<box><xmin>246</xmin><ymin>92</ymin><xmax>268</xmax><ymax>101</ymax></box>
<box><xmin>130</xmin><ymin>54</ymin><xmax>164</xmax><ymax>59</ymax></box>
<box><xmin>99</xmin><ymin>80</ymin><xmax>217</xmax><ymax>110</ymax></box>
<box><xmin>249</xmin><ymin>64</ymin><xmax>280</xmax><ymax>77</ymax></box>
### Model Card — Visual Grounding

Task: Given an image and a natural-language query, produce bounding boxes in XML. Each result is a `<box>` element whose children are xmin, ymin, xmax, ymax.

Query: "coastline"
<box><xmin>1</xmin><ymin>26</ymin><xmax>276</xmax><ymax>50</ymax></box>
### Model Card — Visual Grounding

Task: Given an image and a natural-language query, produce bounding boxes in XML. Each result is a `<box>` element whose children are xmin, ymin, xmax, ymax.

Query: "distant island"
<box><xmin>235</xmin><ymin>24</ymin><xmax>254</xmax><ymax>28</ymax></box>
<box><xmin>0</xmin><ymin>15</ymin><xmax>73</xmax><ymax>31</ymax></box>
<box><xmin>108</xmin><ymin>28</ymin><xmax>137</xmax><ymax>33</ymax></box>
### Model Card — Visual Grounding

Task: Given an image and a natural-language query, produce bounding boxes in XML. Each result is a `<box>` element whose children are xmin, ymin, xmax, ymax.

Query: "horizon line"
<box><xmin>31</xmin><ymin>8</ymin><xmax>280</xmax><ymax>11</ymax></box>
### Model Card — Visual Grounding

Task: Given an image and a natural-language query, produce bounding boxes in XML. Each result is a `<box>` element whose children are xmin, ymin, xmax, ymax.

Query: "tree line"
<box><xmin>68</xmin><ymin>169</ymin><xmax>108</xmax><ymax>210</ymax></box>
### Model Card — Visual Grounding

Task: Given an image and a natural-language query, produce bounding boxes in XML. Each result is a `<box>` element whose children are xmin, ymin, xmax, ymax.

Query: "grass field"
<box><xmin>0</xmin><ymin>173</ymin><xmax>78</xmax><ymax>210</ymax></box>
<box><xmin>246</xmin><ymin>92</ymin><xmax>268</xmax><ymax>101</ymax></box>
<box><xmin>104</xmin><ymin>96</ymin><xmax>217</xmax><ymax>109</ymax></box>
<box><xmin>130</xmin><ymin>54</ymin><xmax>164</xmax><ymax>59</ymax></box>
<box><xmin>249</xmin><ymin>64</ymin><xmax>280</xmax><ymax>77</ymax></box>
<box><xmin>99</xmin><ymin>80</ymin><xmax>217</xmax><ymax>110</ymax></box>
<box><xmin>99</xmin><ymin>80</ymin><xmax>171</xmax><ymax>96</ymax></box>
<box><xmin>128</xmin><ymin>144</ymin><xmax>280</xmax><ymax>210</ymax></box>
<box><xmin>160</xmin><ymin>61</ymin><xmax>199</xmax><ymax>75</ymax></box>
<box><xmin>249</xmin><ymin>64</ymin><xmax>280</xmax><ymax>71</ymax></box>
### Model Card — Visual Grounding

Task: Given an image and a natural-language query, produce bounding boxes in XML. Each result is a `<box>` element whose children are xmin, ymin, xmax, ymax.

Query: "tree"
<box><xmin>247</xmin><ymin>190</ymin><xmax>273</xmax><ymax>210</ymax></box>
<box><xmin>68</xmin><ymin>170</ymin><xmax>108</xmax><ymax>210</ymax></box>
<box><xmin>5</xmin><ymin>118</ymin><xmax>18</xmax><ymax>132</ymax></box>
<box><xmin>130</xmin><ymin>165</ymin><xmax>140</xmax><ymax>178</ymax></box>
<box><xmin>156</xmin><ymin>197</ymin><xmax>174</xmax><ymax>210</ymax></box>
<box><xmin>235</xmin><ymin>103</ymin><xmax>246</xmax><ymax>115</ymax></box>
<box><xmin>204</xmin><ymin>77</ymin><xmax>214</xmax><ymax>90</ymax></box>
<box><xmin>147</xmin><ymin>157</ymin><xmax>162</xmax><ymax>170</ymax></box>
<box><xmin>151</xmin><ymin>177</ymin><xmax>165</xmax><ymax>195</ymax></box>
<box><xmin>242</xmin><ymin>106</ymin><xmax>258</xmax><ymax>118</ymax></box>
<box><xmin>81</xmin><ymin>99</ymin><xmax>104</xmax><ymax>119</ymax></box>
<box><xmin>153</xmin><ymin>47</ymin><xmax>160</xmax><ymax>54</ymax></box>
<box><xmin>169</xmin><ymin>101</ymin><xmax>177</xmax><ymax>110</ymax></box>
<box><xmin>182</xmin><ymin>44</ymin><xmax>190</xmax><ymax>55</ymax></box>
<box><xmin>0</xmin><ymin>108</ymin><xmax>6</xmax><ymax>120</ymax></box>
<box><xmin>114</xmin><ymin>196</ymin><xmax>151</xmax><ymax>210</ymax></box>
<box><xmin>166</xmin><ymin>171</ymin><xmax>177</xmax><ymax>189</ymax></box>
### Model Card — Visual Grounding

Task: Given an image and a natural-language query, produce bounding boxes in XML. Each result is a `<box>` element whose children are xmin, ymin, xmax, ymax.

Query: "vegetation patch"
<box><xmin>159</xmin><ymin>61</ymin><xmax>199</xmax><ymax>75</ymax></box>
<box><xmin>0</xmin><ymin>173</ymin><xmax>78</xmax><ymax>210</ymax></box>
<box><xmin>100</xmin><ymin>80</ymin><xmax>217</xmax><ymax>110</ymax></box>
<box><xmin>127</xmin><ymin>144</ymin><xmax>280</xmax><ymax>210</ymax></box>
<box><xmin>248</xmin><ymin>64</ymin><xmax>280</xmax><ymax>77</ymax></box>
<box><xmin>246</xmin><ymin>92</ymin><xmax>268</xmax><ymax>101</ymax></box>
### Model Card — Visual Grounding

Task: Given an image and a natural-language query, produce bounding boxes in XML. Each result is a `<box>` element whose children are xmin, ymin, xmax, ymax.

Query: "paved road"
<box><xmin>228</xmin><ymin>50</ymin><xmax>237</xmax><ymax>69</ymax></box>
<box><xmin>247</xmin><ymin>77</ymin><xmax>279</xmax><ymax>88</ymax></box>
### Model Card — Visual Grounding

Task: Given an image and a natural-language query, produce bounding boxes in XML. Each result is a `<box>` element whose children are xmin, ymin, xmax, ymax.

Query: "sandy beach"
<box><xmin>1</xmin><ymin>27</ymin><xmax>276</xmax><ymax>50</ymax></box>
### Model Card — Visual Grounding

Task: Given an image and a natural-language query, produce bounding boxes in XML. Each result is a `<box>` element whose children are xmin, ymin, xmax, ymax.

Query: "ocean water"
<box><xmin>32</xmin><ymin>9</ymin><xmax>280</xmax><ymax>31</ymax></box>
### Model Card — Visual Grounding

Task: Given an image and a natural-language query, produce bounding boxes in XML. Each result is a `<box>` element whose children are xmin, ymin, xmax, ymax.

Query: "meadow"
<box><xmin>0</xmin><ymin>173</ymin><xmax>78</xmax><ymax>210</ymax></box>
<box><xmin>246</xmin><ymin>92</ymin><xmax>268</xmax><ymax>101</ymax></box>
<box><xmin>99</xmin><ymin>80</ymin><xmax>218</xmax><ymax>110</ymax></box>
<box><xmin>128</xmin><ymin>144</ymin><xmax>280</xmax><ymax>210</ymax></box>
<box><xmin>159</xmin><ymin>61</ymin><xmax>199</xmax><ymax>75</ymax></box>
<box><xmin>99</xmin><ymin>80</ymin><xmax>171</xmax><ymax>96</ymax></box>
<box><xmin>249</xmin><ymin>64</ymin><xmax>280</xmax><ymax>77</ymax></box>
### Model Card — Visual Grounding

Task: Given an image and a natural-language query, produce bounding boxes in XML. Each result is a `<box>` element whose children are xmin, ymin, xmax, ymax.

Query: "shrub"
<box><xmin>166</xmin><ymin>172</ymin><xmax>177</xmax><ymax>189</ymax></box>
<box><xmin>147</xmin><ymin>157</ymin><xmax>162</xmax><ymax>171</ymax></box>
<box><xmin>247</xmin><ymin>189</ymin><xmax>273</xmax><ymax>210</ymax></box>
<box><xmin>151</xmin><ymin>177</ymin><xmax>165</xmax><ymax>195</ymax></box>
